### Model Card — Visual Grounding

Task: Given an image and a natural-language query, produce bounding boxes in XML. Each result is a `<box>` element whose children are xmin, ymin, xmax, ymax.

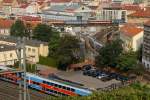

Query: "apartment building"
<box><xmin>120</xmin><ymin>23</ymin><xmax>143</xmax><ymax>51</ymax></box>
<box><xmin>96</xmin><ymin>9</ymin><xmax>127</xmax><ymax>23</ymax></box>
<box><xmin>142</xmin><ymin>21</ymin><xmax>150</xmax><ymax>69</ymax></box>
<box><xmin>0</xmin><ymin>44</ymin><xmax>18</xmax><ymax>65</ymax></box>
<box><xmin>0</xmin><ymin>36</ymin><xmax>49</xmax><ymax>64</ymax></box>
<box><xmin>0</xmin><ymin>19</ymin><xmax>14</xmax><ymax>35</ymax></box>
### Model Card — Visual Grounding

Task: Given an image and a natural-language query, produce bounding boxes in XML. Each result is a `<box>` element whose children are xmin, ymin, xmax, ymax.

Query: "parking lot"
<box><xmin>55</xmin><ymin>71</ymin><xmax>120</xmax><ymax>90</ymax></box>
<box><xmin>37</xmin><ymin>64</ymin><xmax>122</xmax><ymax>90</ymax></box>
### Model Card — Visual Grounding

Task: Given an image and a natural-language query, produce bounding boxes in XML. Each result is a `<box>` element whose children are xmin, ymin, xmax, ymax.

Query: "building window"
<box><xmin>147</xmin><ymin>64</ymin><xmax>149</xmax><ymax>68</ymax></box>
<box><xmin>32</xmin><ymin>49</ymin><xmax>35</xmax><ymax>53</ymax></box>
<box><xmin>28</xmin><ymin>48</ymin><xmax>31</xmax><ymax>52</ymax></box>
<box><xmin>10</xmin><ymin>53</ymin><xmax>13</xmax><ymax>57</ymax></box>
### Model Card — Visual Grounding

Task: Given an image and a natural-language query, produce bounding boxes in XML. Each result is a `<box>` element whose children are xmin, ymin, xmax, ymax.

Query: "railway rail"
<box><xmin>0</xmin><ymin>80</ymin><xmax>50</xmax><ymax>100</ymax></box>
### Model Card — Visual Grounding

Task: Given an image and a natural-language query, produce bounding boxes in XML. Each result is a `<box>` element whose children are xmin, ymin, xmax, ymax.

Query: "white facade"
<box><xmin>120</xmin><ymin>31</ymin><xmax>143</xmax><ymax>51</ymax></box>
<box><xmin>0</xmin><ymin>49</ymin><xmax>18</xmax><ymax>65</ymax></box>
<box><xmin>0</xmin><ymin>29</ymin><xmax>10</xmax><ymax>35</ymax></box>
<box><xmin>112</xmin><ymin>0</ymin><xmax>135</xmax><ymax>4</ymax></box>
<box><xmin>25</xmin><ymin>4</ymin><xmax>38</xmax><ymax>14</ymax></box>
<box><xmin>96</xmin><ymin>9</ymin><xmax>127</xmax><ymax>22</ymax></box>
<box><xmin>142</xmin><ymin>58</ymin><xmax>150</xmax><ymax>69</ymax></box>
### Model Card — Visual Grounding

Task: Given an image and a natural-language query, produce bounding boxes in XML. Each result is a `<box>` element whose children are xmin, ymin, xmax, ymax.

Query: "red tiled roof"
<box><xmin>120</xmin><ymin>24</ymin><xmax>143</xmax><ymax>37</ymax></box>
<box><xmin>21</xmin><ymin>16</ymin><xmax>41</xmax><ymax>21</ymax></box>
<box><xmin>128</xmin><ymin>8</ymin><xmax>150</xmax><ymax>18</ymax></box>
<box><xmin>122</xmin><ymin>4</ymin><xmax>142</xmax><ymax>11</ymax></box>
<box><xmin>50</xmin><ymin>0</ymin><xmax>80</xmax><ymax>3</ymax></box>
<box><xmin>20</xmin><ymin>3</ymin><xmax>29</xmax><ymax>8</ymax></box>
<box><xmin>0</xmin><ymin>19</ymin><xmax>14</xmax><ymax>29</ymax></box>
<box><xmin>3</xmin><ymin>0</ymin><xmax>13</xmax><ymax>3</ymax></box>
<box><xmin>109</xmin><ymin>3</ymin><xmax>122</xmax><ymax>8</ymax></box>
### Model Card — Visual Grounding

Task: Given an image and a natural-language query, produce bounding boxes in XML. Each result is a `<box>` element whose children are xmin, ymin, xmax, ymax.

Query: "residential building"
<box><xmin>0</xmin><ymin>44</ymin><xmax>18</xmax><ymax>65</ymax></box>
<box><xmin>142</xmin><ymin>21</ymin><xmax>150</xmax><ymax>69</ymax></box>
<box><xmin>112</xmin><ymin>0</ymin><xmax>135</xmax><ymax>4</ymax></box>
<box><xmin>0</xmin><ymin>19</ymin><xmax>14</xmax><ymax>35</ymax></box>
<box><xmin>0</xmin><ymin>36</ymin><xmax>49</xmax><ymax>63</ymax></box>
<box><xmin>127</xmin><ymin>7</ymin><xmax>150</xmax><ymax>24</ymax></box>
<box><xmin>2</xmin><ymin>0</ymin><xmax>20</xmax><ymax>15</ymax></box>
<box><xmin>96</xmin><ymin>9</ymin><xmax>127</xmax><ymax>23</ymax></box>
<box><xmin>50</xmin><ymin>0</ymin><xmax>80</xmax><ymax>6</ymax></box>
<box><xmin>120</xmin><ymin>23</ymin><xmax>143</xmax><ymax>51</ymax></box>
<box><xmin>42</xmin><ymin>4</ymin><xmax>92</xmax><ymax>21</ymax></box>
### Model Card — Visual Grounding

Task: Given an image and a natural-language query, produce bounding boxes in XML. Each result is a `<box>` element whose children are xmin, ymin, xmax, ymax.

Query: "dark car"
<box><xmin>91</xmin><ymin>70</ymin><xmax>101</xmax><ymax>77</ymax></box>
<box><xmin>82</xmin><ymin>64</ymin><xmax>92</xmax><ymax>71</ymax></box>
<box><xmin>116</xmin><ymin>75</ymin><xmax>128</xmax><ymax>81</ymax></box>
<box><xmin>108</xmin><ymin>73</ymin><xmax>119</xmax><ymax>79</ymax></box>
<box><xmin>83</xmin><ymin>69</ymin><xmax>96</xmax><ymax>76</ymax></box>
<box><xmin>101</xmin><ymin>76</ymin><xmax>112</xmax><ymax>82</ymax></box>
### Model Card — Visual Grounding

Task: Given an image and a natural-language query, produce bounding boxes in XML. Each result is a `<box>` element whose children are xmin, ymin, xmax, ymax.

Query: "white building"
<box><xmin>142</xmin><ymin>21</ymin><xmax>150</xmax><ymax>69</ymax></box>
<box><xmin>0</xmin><ymin>19</ymin><xmax>14</xmax><ymax>36</ymax></box>
<box><xmin>96</xmin><ymin>9</ymin><xmax>127</xmax><ymax>23</ymax></box>
<box><xmin>112</xmin><ymin>0</ymin><xmax>135</xmax><ymax>4</ymax></box>
<box><xmin>120</xmin><ymin>24</ymin><xmax>143</xmax><ymax>51</ymax></box>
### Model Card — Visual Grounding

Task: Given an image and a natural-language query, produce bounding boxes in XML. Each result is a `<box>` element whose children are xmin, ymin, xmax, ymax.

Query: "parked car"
<box><xmin>83</xmin><ymin>69</ymin><xmax>95</xmax><ymax>76</ymax></box>
<box><xmin>90</xmin><ymin>70</ymin><xmax>101</xmax><ymax>77</ymax></box>
<box><xmin>116</xmin><ymin>75</ymin><xmax>128</xmax><ymax>81</ymax></box>
<box><xmin>97</xmin><ymin>73</ymin><xmax>108</xmax><ymax>79</ymax></box>
<box><xmin>82</xmin><ymin>64</ymin><xmax>92</xmax><ymax>71</ymax></box>
<box><xmin>101</xmin><ymin>76</ymin><xmax>112</xmax><ymax>82</ymax></box>
<box><xmin>108</xmin><ymin>73</ymin><xmax>119</xmax><ymax>79</ymax></box>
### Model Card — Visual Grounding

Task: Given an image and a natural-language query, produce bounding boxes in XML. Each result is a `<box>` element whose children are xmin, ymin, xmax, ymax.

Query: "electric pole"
<box><xmin>23</xmin><ymin>37</ymin><xmax>27</xmax><ymax>100</ymax></box>
<box><xmin>16</xmin><ymin>37</ymin><xmax>27</xmax><ymax>100</ymax></box>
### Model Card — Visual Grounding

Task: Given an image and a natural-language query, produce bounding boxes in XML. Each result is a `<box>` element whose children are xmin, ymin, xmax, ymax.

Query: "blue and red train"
<box><xmin>0</xmin><ymin>66</ymin><xmax>92</xmax><ymax>96</ymax></box>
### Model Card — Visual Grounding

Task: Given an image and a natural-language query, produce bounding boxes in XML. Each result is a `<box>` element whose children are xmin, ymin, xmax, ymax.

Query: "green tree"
<box><xmin>95</xmin><ymin>39</ymin><xmax>123</xmax><ymax>68</ymax></box>
<box><xmin>10</xmin><ymin>20</ymin><xmax>29</xmax><ymax>37</ymax></box>
<box><xmin>117</xmin><ymin>51</ymin><xmax>137</xmax><ymax>71</ymax></box>
<box><xmin>48</xmin><ymin>30</ymin><xmax>60</xmax><ymax>57</ymax></box>
<box><xmin>57</xmin><ymin>35</ymin><xmax>81</xmax><ymax>70</ymax></box>
<box><xmin>33</xmin><ymin>24</ymin><xmax>55</xmax><ymax>42</ymax></box>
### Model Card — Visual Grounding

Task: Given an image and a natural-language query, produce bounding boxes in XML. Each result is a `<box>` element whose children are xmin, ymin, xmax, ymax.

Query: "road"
<box><xmin>0</xmin><ymin>80</ymin><xmax>51</xmax><ymax>100</ymax></box>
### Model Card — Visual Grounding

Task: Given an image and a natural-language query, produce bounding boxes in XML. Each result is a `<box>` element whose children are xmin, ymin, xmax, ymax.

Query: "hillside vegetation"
<box><xmin>46</xmin><ymin>83</ymin><xmax>150</xmax><ymax>100</ymax></box>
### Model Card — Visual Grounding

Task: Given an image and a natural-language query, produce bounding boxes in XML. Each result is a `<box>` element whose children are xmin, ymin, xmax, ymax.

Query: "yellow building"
<box><xmin>0</xmin><ymin>36</ymin><xmax>49</xmax><ymax>64</ymax></box>
<box><xmin>0</xmin><ymin>44</ymin><xmax>18</xmax><ymax>65</ymax></box>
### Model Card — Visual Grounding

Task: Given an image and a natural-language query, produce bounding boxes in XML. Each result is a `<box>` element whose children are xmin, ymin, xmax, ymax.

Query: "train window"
<box><xmin>47</xmin><ymin>81</ymin><xmax>51</xmax><ymax>85</ymax></box>
<box><xmin>54</xmin><ymin>84</ymin><xmax>58</xmax><ymax>87</ymax></box>
<box><xmin>45</xmin><ymin>88</ymin><xmax>48</xmax><ymax>91</ymax></box>
<box><xmin>36</xmin><ymin>82</ymin><xmax>39</xmax><ymax>85</ymax></box>
<box><xmin>62</xmin><ymin>93</ymin><xmax>67</xmax><ymax>96</ymax></box>
<box><xmin>54</xmin><ymin>91</ymin><xmax>57</xmax><ymax>94</ymax></box>
<box><xmin>66</xmin><ymin>87</ymin><xmax>70</xmax><ymax>90</ymax></box>
<box><xmin>50</xmin><ymin>83</ymin><xmax>54</xmax><ymax>86</ymax></box>
<box><xmin>33</xmin><ymin>81</ymin><xmax>36</xmax><ymax>84</ymax></box>
<box><xmin>62</xmin><ymin>86</ymin><xmax>66</xmax><ymax>89</ymax></box>
<box><xmin>58</xmin><ymin>85</ymin><xmax>62</xmax><ymax>88</ymax></box>
<box><xmin>33</xmin><ymin>81</ymin><xmax>39</xmax><ymax>85</ymax></box>
<box><xmin>70</xmin><ymin>88</ymin><xmax>75</xmax><ymax>92</ymax></box>
<box><xmin>49</xmin><ymin>89</ymin><xmax>53</xmax><ymax>93</ymax></box>
<box><xmin>43</xmin><ymin>81</ymin><xmax>46</xmax><ymax>84</ymax></box>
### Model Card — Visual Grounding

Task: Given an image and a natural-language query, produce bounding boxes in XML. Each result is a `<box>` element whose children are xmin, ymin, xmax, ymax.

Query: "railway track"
<box><xmin>0</xmin><ymin>80</ymin><xmax>51</xmax><ymax>100</ymax></box>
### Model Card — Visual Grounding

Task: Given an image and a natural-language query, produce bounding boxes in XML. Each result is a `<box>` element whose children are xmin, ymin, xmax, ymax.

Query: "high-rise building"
<box><xmin>142</xmin><ymin>21</ymin><xmax>150</xmax><ymax>69</ymax></box>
